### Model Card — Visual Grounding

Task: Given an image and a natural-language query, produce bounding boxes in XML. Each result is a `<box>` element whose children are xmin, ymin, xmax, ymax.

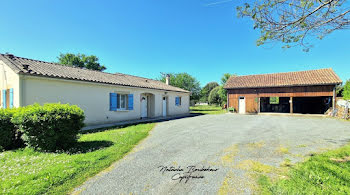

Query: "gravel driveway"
<box><xmin>74</xmin><ymin>114</ymin><xmax>350</xmax><ymax>195</ymax></box>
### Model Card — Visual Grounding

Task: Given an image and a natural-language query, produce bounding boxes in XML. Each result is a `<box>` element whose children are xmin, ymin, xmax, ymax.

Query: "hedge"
<box><xmin>0</xmin><ymin>108</ymin><xmax>23</xmax><ymax>150</ymax></box>
<box><xmin>12</xmin><ymin>103</ymin><xmax>85</xmax><ymax>152</ymax></box>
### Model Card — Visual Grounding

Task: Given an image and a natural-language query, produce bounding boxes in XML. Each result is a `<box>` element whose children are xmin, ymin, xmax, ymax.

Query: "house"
<box><xmin>0</xmin><ymin>54</ymin><xmax>190</xmax><ymax>125</ymax></box>
<box><xmin>224</xmin><ymin>68</ymin><xmax>342</xmax><ymax>114</ymax></box>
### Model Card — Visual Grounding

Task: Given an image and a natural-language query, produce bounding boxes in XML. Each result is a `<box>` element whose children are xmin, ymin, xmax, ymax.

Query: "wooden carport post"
<box><xmin>290</xmin><ymin>97</ymin><xmax>293</xmax><ymax>114</ymax></box>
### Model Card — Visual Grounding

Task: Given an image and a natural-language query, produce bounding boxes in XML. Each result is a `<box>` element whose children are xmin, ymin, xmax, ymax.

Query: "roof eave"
<box><xmin>224</xmin><ymin>82</ymin><xmax>342</xmax><ymax>90</ymax></box>
<box><xmin>19</xmin><ymin>72</ymin><xmax>190</xmax><ymax>93</ymax></box>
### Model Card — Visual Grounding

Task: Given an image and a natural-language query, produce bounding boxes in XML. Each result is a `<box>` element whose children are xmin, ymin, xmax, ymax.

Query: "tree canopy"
<box><xmin>343</xmin><ymin>80</ymin><xmax>350</xmax><ymax>100</ymax></box>
<box><xmin>208</xmin><ymin>86</ymin><xmax>222</xmax><ymax>105</ymax></box>
<box><xmin>57</xmin><ymin>53</ymin><xmax>106</xmax><ymax>71</ymax></box>
<box><xmin>221</xmin><ymin>73</ymin><xmax>235</xmax><ymax>85</ymax></box>
<box><xmin>159</xmin><ymin>73</ymin><xmax>201</xmax><ymax>101</ymax></box>
<box><xmin>237</xmin><ymin>0</ymin><xmax>350</xmax><ymax>50</ymax></box>
<box><xmin>200</xmin><ymin>82</ymin><xmax>219</xmax><ymax>102</ymax></box>
<box><xmin>208</xmin><ymin>86</ymin><xmax>227</xmax><ymax>105</ymax></box>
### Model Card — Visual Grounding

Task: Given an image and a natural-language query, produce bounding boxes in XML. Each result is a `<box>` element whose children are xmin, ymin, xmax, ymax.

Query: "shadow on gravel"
<box><xmin>324</xmin><ymin>138</ymin><xmax>350</xmax><ymax>145</ymax></box>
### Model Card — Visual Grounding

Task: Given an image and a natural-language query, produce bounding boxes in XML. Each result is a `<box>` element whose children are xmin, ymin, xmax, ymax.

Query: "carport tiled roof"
<box><xmin>0</xmin><ymin>54</ymin><xmax>189</xmax><ymax>93</ymax></box>
<box><xmin>224</xmin><ymin>68</ymin><xmax>342</xmax><ymax>89</ymax></box>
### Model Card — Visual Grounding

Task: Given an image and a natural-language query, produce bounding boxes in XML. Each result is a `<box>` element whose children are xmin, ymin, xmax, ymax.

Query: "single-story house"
<box><xmin>224</xmin><ymin>68</ymin><xmax>342</xmax><ymax>114</ymax></box>
<box><xmin>0</xmin><ymin>54</ymin><xmax>190</xmax><ymax>125</ymax></box>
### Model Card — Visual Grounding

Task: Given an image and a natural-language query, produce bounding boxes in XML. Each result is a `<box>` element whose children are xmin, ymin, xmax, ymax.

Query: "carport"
<box><xmin>224</xmin><ymin>68</ymin><xmax>342</xmax><ymax>115</ymax></box>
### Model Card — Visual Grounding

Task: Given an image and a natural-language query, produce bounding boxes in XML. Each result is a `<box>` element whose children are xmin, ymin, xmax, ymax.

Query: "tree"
<box><xmin>336</xmin><ymin>85</ymin><xmax>344</xmax><ymax>97</ymax></box>
<box><xmin>221</xmin><ymin>73</ymin><xmax>232</xmax><ymax>86</ymax></box>
<box><xmin>208</xmin><ymin>86</ymin><xmax>221</xmax><ymax>105</ymax></box>
<box><xmin>159</xmin><ymin>73</ymin><xmax>201</xmax><ymax>101</ymax></box>
<box><xmin>343</xmin><ymin>80</ymin><xmax>350</xmax><ymax>100</ymax></box>
<box><xmin>200</xmin><ymin>82</ymin><xmax>219</xmax><ymax>102</ymax></box>
<box><xmin>208</xmin><ymin>86</ymin><xmax>227</xmax><ymax>106</ymax></box>
<box><xmin>237</xmin><ymin>0</ymin><xmax>350</xmax><ymax>50</ymax></box>
<box><xmin>57</xmin><ymin>53</ymin><xmax>106</xmax><ymax>71</ymax></box>
<box><xmin>219</xmin><ymin>73</ymin><xmax>236</xmax><ymax>105</ymax></box>
<box><xmin>218</xmin><ymin>86</ymin><xmax>227</xmax><ymax>105</ymax></box>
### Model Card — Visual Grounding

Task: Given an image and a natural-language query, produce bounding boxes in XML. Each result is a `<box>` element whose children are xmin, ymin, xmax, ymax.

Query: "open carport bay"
<box><xmin>260</xmin><ymin>96</ymin><xmax>332</xmax><ymax>114</ymax></box>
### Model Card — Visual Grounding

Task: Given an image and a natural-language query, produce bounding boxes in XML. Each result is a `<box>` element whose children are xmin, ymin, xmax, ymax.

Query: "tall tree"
<box><xmin>219</xmin><ymin>73</ymin><xmax>236</xmax><ymax>105</ymax></box>
<box><xmin>237</xmin><ymin>0</ymin><xmax>350</xmax><ymax>50</ymax></box>
<box><xmin>221</xmin><ymin>73</ymin><xmax>235</xmax><ymax>86</ymax></box>
<box><xmin>57</xmin><ymin>53</ymin><xmax>106</xmax><ymax>71</ymax></box>
<box><xmin>208</xmin><ymin>86</ymin><xmax>222</xmax><ymax>105</ymax></box>
<box><xmin>200</xmin><ymin>82</ymin><xmax>219</xmax><ymax>102</ymax></box>
<box><xmin>159</xmin><ymin>73</ymin><xmax>201</xmax><ymax>101</ymax></box>
<box><xmin>336</xmin><ymin>85</ymin><xmax>344</xmax><ymax>97</ymax></box>
<box><xmin>343</xmin><ymin>80</ymin><xmax>350</xmax><ymax>100</ymax></box>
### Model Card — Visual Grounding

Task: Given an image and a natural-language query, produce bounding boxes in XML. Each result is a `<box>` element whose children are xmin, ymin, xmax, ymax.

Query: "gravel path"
<box><xmin>74</xmin><ymin>114</ymin><xmax>350</xmax><ymax>195</ymax></box>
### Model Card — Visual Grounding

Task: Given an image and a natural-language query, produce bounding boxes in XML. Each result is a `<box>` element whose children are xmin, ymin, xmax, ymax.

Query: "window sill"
<box><xmin>110</xmin><ymin>110</ymin><xmax>130</xmax><ymax>112</ymax></box>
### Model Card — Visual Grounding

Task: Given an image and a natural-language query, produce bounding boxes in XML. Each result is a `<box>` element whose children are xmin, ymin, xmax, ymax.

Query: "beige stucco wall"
<box><xmin>21</xmin><ymin>75</ymin><xmax>190</xmax><ymax>125</ymax></box>
<box><xmin>0</xmin><ymin>60</ymin><xmax>21</xmax><ymax>108</ymax></box>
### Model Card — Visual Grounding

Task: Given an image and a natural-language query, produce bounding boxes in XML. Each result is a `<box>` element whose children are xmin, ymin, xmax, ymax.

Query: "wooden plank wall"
<box><xmin>228</xmin><ymin>85</ymin><xmax>335</xmax><ymax>113</ymax></box>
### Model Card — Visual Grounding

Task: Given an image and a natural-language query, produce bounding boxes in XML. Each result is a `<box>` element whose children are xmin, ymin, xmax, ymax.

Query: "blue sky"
<box><xmin>1</xmin><ymin>0</ymin><xmax>349</xmax><ymax>86</ymax></box>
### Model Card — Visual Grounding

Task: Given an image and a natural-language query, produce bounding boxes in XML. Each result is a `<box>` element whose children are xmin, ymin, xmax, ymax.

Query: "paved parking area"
<box><xmin>75</xmin><ymin>114</ymin><xmax>350</xmax><ymax>194</ymax></box>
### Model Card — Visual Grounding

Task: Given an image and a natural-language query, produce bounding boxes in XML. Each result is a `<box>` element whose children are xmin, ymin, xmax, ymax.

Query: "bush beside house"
<box><xmin>0</xmin><ymin>103</ymin><xmax>85</xmax><ymax>151</ymax></box>
<box><xmin>0</xmin><ymin>108</ymin><xmax>22</xmax><ymax>150</ymax></box>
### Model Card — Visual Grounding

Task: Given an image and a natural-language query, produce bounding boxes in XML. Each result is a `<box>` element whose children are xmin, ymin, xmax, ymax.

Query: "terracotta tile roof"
<box><xmin>224</xmin><ymin>68</ymin><xmax>342</xmax><ymax>89</ymax></box>
<box><xmin>0</xmin><ymin>54</ymin><xmax>189</xmax><ymax>93</ymax></box>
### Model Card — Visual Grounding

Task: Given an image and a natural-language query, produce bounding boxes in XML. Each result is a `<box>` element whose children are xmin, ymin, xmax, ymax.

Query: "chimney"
<box><xmin>165</xmin><ymin>74</ymin><xmax>170</xmax><ymax>85</ymax></box>
<box><xmin>5</xmin><ymin>53</ymin><xmax>14</xmax><ymax>59</ymax></box>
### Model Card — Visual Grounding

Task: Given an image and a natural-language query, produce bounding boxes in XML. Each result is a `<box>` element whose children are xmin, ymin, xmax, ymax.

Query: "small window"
<box><xmin>117</xmin><ymin>94</ymin><xmax>128</xmax><ymax>110</ymax></box>
<box><xmin>175</xmin><ymin>97</ymin><xmax>182</xmax><ymax>106</ymax></box>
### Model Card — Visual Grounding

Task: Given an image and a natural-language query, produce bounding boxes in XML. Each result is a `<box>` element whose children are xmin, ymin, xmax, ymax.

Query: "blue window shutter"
<box><xmin>9</xmin><ymin>88</ymin><xmax>13</xmax><ymax>108</ymax></box>
<box><xmin>2</xmin><ymin>89</ymin><xmax>7</xmax><ymax>108</ymax></box>
<box><xmin>175</xmin><ymin>97</ymin><xmax>179</xmax><ymax>106</ymax></box>
<box><xmin>128</xmin><ymin>94</ymin><xmax>134</xmax><ymax>110</ymax></box>
<box><xmin>110</xmin><ymin>93</ymin><xmax>117</xmax><ymax>111</ymax></box>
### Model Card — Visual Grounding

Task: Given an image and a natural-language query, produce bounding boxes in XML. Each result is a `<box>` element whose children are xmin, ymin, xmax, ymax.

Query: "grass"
<box><xmin>237</xmin><ymin>160</ymin><xmax>276</xmax><ymax>174</ymax></box>
<box><xmin>296</xmin><ymin>144</ymin><xmax>307</xmax><ymax>148</ymax></box>
<box><xmin>0</xmin><ymin>123</ymin><xmax>156</xmax><ymax>194</ymax></box>
<box><xmin>257</xmin><ymin>143</ymin><xmax>350</xmax><ymax>194</ymax></box>
<box><xmin>190</xmin><ymin>105</ymin><xmax>227</xmax><ymax>115</ymax></box>
<box><xmin>276</xmin><ymin>146</ymin><xmax>290</xmax><ymax>155</ymax></box>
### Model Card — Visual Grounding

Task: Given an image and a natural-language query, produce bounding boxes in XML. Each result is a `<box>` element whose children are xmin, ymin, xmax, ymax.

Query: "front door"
<box><xmin>162</xmin><ymin>97</ymin><xmax>167</xmax><ymax>117</ymax></box>
<box><xmin>239</xmin><ymin>97</ymin><xmax>246</xmax><ymax>114</ymax></box>
<box><xmin>141</xmin><ymin>96</ymin><xmax>148</xmax><ymax>118</ymax></box>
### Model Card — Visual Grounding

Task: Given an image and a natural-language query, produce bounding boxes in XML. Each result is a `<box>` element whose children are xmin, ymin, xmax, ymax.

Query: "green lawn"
<box><xmin>258</xmin><ymin>143</ymin><xmax>350</xmax><ymax>194</ymax></box>
<box><xmin>0</xmin><ymin>123</ymin><xmax>155</xmax><ymax>194</ymax></box>
<box><xmin>190</xmin><ymin>105</ymin><xmax>227</xmax><ymax>115</ymax></box>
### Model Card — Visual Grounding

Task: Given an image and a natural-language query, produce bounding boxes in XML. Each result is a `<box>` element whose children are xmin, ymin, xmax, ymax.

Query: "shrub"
<box><xmin>343</xmin><ymin>80</ymin><xmax>350</xmax><ymax>100</ymax></box>
<box><xmin>208</xmin><ymin>86</ymin><xmax>227</xmax><ymax>105</ymax></box>
<box><xmin>0</xmin><ymin>108</ymin><xmax>23</xmax><ymax>150</ymax></box>
<box><xmin>228</xmin><ymin>107</ymin><xmax>235</xmax><ymax>112</ymax></box>
<box><xmin>208</xmin><ymin>86</ymin><xmax>221</xmax><ymax>105</ymax></box>
<box><xmin>12</xmin><ymin>103</ymin><xmax>85</xmax><ymax>152</ymax></box>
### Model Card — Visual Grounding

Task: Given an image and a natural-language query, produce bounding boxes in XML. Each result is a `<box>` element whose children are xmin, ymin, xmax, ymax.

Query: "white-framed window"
<box><xmin>118</xmin><ymin>94</ymin><xmax>127</xmax><ymax>110</ymax></box>
<box><xmin>110</xmin><ymin>93</ymin><xmax>134</xmax><ymax>111</ymax></box>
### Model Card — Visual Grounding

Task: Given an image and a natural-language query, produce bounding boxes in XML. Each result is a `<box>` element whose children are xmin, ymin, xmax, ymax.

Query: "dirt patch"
<box><xmin>330</xmin><ymin>156</ymin><xmax>350</xmax><ymax>163</ymax></box>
